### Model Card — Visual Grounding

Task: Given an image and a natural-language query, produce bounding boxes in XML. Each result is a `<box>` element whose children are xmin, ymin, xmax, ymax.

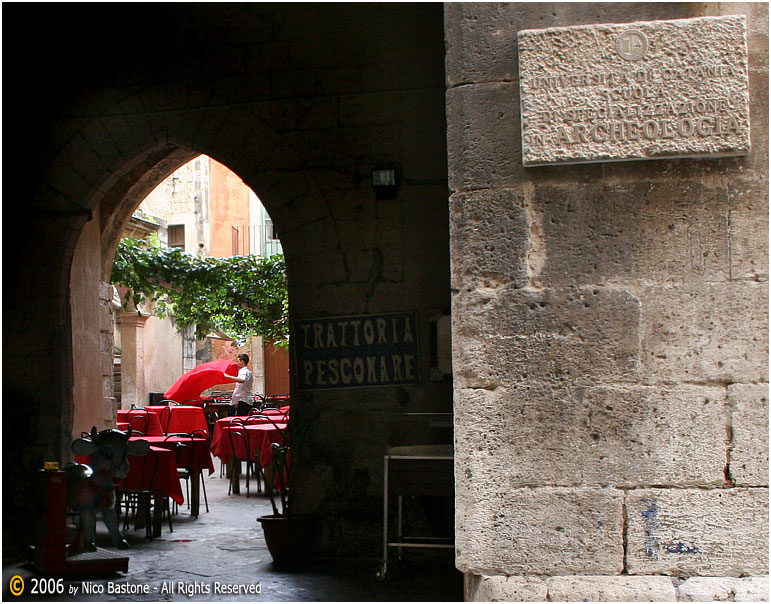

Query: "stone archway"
<box><xmin>65</xmin><ymin>93</ymin><xmax>339</xmax><ymax>440</ymax></box>
<box><xmin>5</xmin><ymin>3</ymin><xmax>451</xmax><ymax>560</ymax></box>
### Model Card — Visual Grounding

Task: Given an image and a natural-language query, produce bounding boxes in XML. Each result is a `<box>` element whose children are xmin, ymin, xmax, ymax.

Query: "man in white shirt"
<box><xmin>224</xmin><ymin>353</ymin><xmax>253</xmax><ymax>416</ymax></box>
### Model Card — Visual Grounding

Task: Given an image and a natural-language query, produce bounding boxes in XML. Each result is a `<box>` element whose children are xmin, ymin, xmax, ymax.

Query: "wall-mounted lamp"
<box><xmin>371</xmin><ymin>167</ymin><xmax>399</xmax><ymax>200</ymax></box>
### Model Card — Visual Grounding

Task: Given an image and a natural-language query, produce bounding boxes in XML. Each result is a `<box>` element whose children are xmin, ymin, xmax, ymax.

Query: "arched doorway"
<box><xmin>4</xmin><ymin>3</ymin><xmax>450</xmax><ymax>563</ymax></box>
<box><xmin>95</xmin><ymin>153</ymin><xmax>289</xmax><ymax>414</ymax></box>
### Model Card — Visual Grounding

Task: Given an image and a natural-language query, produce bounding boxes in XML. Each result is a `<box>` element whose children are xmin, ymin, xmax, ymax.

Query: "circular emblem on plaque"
<box><xmin>616</xmin><ymin>29</ymin><xmax>648</xmax><ymax>60</ymax></box>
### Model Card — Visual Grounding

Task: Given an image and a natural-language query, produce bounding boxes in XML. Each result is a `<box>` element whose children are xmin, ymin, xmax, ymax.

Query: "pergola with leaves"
<box><xmin>111</xmin><ymin>238</ymin><xmax>288</xmax><ymax>346</ymax></box>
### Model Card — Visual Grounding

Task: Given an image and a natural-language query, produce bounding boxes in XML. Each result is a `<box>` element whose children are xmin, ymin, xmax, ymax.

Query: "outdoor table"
<box><xmin>132</xmin><ymin>435</ymin><xmax>214</xmax><ymax>518</ymax></box>
<box><xmin>201</xmin><ymin>399</ymin><xmax>231</xmax><ymax>414</ymax></box>
<box><xmin>201</xmin><ymin>401</ymin><xmax>232</xmax><ymax>434</ymax></box>
<box><xmin>145</xmin><ymin>404</ymin><xmax>209</xmax><ymax>436</ymax></box>
<box><xmin>259</xmin><ymin>407</ymin><xmax>291</xmax><ymax>421</ymax></box>
<box><xmin>143</xmin><ymin>405</ymin><xmax>170</xmax><ymax>413</ymax></box>
<box><xmin>126</xmin><ymin>446</ymin><xmax>183</xmax><ymax>537</ymax></box>
<box><xmin>75</xmin><ymin>445</ymin><xmax>183</xmax><ymax>538</ymax></box>
<box><xmin>116</xmin><ymin>409</ymin><xmax>164</xmax><ymax>436</ymax></box>
<box><xmin>210</xmin><ymin>418</ymin><xmax>287</xmax><ymax>495</ymax></box>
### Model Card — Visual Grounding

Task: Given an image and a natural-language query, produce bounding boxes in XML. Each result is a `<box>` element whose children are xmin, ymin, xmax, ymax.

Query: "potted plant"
<box><xmin>254</xmin><ymin>410</ymin><xmax>316</xmax><ymax>567</ymax></box>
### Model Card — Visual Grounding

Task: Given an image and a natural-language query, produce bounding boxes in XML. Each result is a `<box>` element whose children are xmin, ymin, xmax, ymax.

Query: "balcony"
<box><xmin>232</xmin><ymin>223</ymin><xmax>283</xmax><ymax>258</ymax></box>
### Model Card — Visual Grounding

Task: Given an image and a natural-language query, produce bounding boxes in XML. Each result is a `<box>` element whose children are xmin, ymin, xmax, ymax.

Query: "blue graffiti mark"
<box><xmin>665</xmin><ymin>542</ymin><xmax>699</xmax><ymax>554</ymax></box>
<box><xmin>640</xmin><ymin>499</ymin><xmax>658</xmax><ymax>520</ymax></box>
<box><xmin>640</xmin><ymin>499</ymin><xmax>659</xmax><ymax>558</ymax></box>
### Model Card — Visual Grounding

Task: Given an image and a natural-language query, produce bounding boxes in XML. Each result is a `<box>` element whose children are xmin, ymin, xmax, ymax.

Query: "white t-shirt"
<box><xmin>231</xmin><ymin>366</ymin><xmax>253</xmax><ymax>405</ymax></box>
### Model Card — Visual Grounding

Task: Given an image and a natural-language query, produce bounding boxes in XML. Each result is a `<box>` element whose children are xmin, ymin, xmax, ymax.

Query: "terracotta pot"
<box><xmin>257</xmin><ymin>514</ymin><xmax>315</xmax><ymax>567</ymax></box>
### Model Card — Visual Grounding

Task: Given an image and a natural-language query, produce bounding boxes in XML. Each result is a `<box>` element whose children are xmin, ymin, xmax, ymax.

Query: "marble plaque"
<box><xmin>518</xmin><ymin>16</ymin><xmax>750</xmax><ymax>166</ymax></box>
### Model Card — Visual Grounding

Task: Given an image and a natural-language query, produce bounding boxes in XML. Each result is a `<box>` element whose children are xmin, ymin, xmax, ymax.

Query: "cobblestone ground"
<box><xmin>3</xmin><ymin>466</ymin><xmax>462</xmax><ymax>602</ymax></box>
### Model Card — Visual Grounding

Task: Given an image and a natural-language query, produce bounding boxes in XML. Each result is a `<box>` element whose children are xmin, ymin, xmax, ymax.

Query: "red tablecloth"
<box><xmin>116</xmin><ymin>409</ymin><xmax>164</xmax><ymax>436</ymax></box>
<box><xmin>210</xmin><ymin>418</ymin><xmax>287</xmax><ymax>468</ymax></box>
<box><xmin>74</xmin><ymin>446</ymin><xmax>183</xmax><ymax>505</ymax></box>
<box><xmin>164</xmin><ymin>360</ymin><xmax>238</xmax><ymax>404</ymax></box>
<box><xmin>261</xmin><ymin>407</ymin><xmax>291</xmax><ymax>418</ymax></box>
<box><xmin>144</xmin><ymin>405</ymin><xmax>209</xmax><ymax>436</ymax></box>
<box><xmin>135</xmin><ymin>435</ymin><xmax>215</xmax><ymax>476</ymax></box>
<box><xmin>123</xmin><ymin>446</ymin><xmax>184</xmax><ymax>505</ymax></box>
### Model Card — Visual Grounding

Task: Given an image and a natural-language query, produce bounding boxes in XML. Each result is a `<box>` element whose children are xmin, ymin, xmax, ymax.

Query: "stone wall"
<box><xmin>70</xmin><ymin>206</ymin><xmax>118</xmax><ymax>439</ymax></box>
<box><xmin>447</xmin><ymin>2</ymin><xmax>768</xmax><ymax>600</ymax></box>
<box><xmin>139</xmin><ymin>155</ymin><xmax>210</xmax><ymax>255</ymax></box>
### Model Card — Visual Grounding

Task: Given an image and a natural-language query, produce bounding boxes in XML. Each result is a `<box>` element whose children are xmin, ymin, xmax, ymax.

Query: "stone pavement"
<box><xmin>3</xmin><ymin>466</ymin><xmax>463</xmax><ymax>602</ymax></box>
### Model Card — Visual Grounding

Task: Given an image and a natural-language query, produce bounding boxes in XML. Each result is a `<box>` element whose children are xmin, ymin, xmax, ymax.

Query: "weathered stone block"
<box><xmin>464</xmin><ymin>574</ymin><xmax>548</xmax><ymax>602</ymax></box>
<box><xmin>453</xmin><ymin>283</ymin><xmax>640</xmax><ymax>342</ymax></box>
<box><xmin>546</xmin><ymin>575</ymin><xmax>677</xmax><ymax>601</ymax></box>
<box><xmin>444</xmin><ymin>3</ymin><xmax>700</xmax><ymax>88</ymax></box>
<box><xmin>728</xmin><ymin>383</ymin><xmax>769</xmax><ymax>486</ymax></box>
<box><xmin>453</xmin><ymin>332</ymin><xmax>636</xmax><ymax>390</ymax></box>
<box><xmin>677</xmin><ymin>576</ymin><xmax>769</xmax><ymax>602</ymax></box>
<box><xmin>518</xmin><ymin>16</ymin><xmax>750</xmax><ymax>165</ymax></box>
<box><xmin>454</xmin><ymin>383</ymin><xmax>725</xmax><ymax>488</ymax></box>
<box><xmin>728</xmin><ymin>178</ymin><xmax>770</xmax><ymax>281</ymax></box>
<box><xmin>453</xmin><ymin>332</ymin><xmax>638</xmax><ymax>390</ymax></box>
<box><xmin>101</xmin><ymin>377</ymin><xmax>114</xmax><ymax>399</ymax></box>
<box><xmin>449</xmin><ymin>189</ymin><xmax>531</xmax><ymax>289</ymax></box>
<box><xmin>626</xmin><ymin>488</ymin><xmax>769</xmax><ymax>575</ymax></box>
<box><xmin>640</xmin><ymin>281</ymin><xmax>769</xmax><ymax>384</ymax></box>
<box><xmin>446</xmin><ymin>83</ymin><xmax>522</xmax><ymax>192</ymax></box>
<box><xmin>533</xmin><ymin>181</ymin><xmax>733</xmax><ymax>287</ymax></box>
<box><xmin>456</xmin><ymin>487</ymin><xmax>624</xmax><ymax>575</ymax></box>
<box><xmin>452</xmin><ymin>285</ymin><xmax>641</xmax><ymax>387</ymax></box>
<box><xmin>98</xmin><ymin>300</ymin><xmax>115</xmax><ymax>334</ymax></box>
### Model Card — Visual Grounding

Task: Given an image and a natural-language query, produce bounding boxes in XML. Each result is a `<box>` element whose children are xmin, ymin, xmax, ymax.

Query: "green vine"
<box><xmin>111</xmin><ymin>237</ymin><xmax>288</xmax><ymax>347</ymax></box>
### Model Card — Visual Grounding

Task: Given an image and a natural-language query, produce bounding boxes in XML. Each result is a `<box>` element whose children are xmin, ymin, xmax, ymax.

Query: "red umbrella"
<box><xmin>164</xmin><ymin>359</ymin><xmax>238</xmax><ymax>403</ymax></box>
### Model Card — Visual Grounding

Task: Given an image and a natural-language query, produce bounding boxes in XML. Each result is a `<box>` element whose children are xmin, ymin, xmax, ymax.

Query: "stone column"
<box><xmin>118</xmin><ymin>312</ymin><xmax>149</xmax><ymax>409</ymax></box>
<box><xmin>99</xmin><ymin>282</ymin><xmax>117</xmax><ymax>422</ymax></box>
<box><xmin>182</xmin><ymin>325</ymin><xmax>197</xmax><ymax>373</ymax></box>
<box><xmin>251</xmin><ymin>336</ymin><xmax>265</xmax><ymax>396</ymax></box>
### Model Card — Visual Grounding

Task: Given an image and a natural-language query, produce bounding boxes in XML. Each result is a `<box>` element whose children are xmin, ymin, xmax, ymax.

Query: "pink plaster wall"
<box><xmin>208</xmin><ymin>157</ymin><xmax>251</xmax><ymax>258</ymax></box>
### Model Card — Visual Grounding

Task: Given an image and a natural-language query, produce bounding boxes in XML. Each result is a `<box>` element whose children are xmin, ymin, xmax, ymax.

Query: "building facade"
<box><xmin>115</xmin><ymin>155</ymin><xmax>288</xmax><ymax>408</ymax></box>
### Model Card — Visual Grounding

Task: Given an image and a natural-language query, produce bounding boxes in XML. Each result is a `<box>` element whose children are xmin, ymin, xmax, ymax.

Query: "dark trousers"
<box><xmin>231</xmin><ymin>400</ymin><xmax>252</xmax><ymax>417</ymax></box>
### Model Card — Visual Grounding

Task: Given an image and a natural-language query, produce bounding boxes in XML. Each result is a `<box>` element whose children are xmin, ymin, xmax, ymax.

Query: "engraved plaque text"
<box><xmin>518</xmin><ymin>16</ymin><xmax>751</xmax><ymax>166</ymax></box>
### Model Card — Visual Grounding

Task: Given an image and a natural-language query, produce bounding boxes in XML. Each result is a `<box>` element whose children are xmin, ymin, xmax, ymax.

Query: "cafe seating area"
<box><xmin>104</xmin><ymin>394</ymin><xmax>292</xmax><ymax>541</ymax></box>
<box><xmin>15</xmin><ymin>453</ymin><xmax>462</xmax><ymax>602</ymax></box>
<box><xmin>39</xmin><ymin>395</ymin><xmax>465</xmax><ymax>600</ymax></box>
